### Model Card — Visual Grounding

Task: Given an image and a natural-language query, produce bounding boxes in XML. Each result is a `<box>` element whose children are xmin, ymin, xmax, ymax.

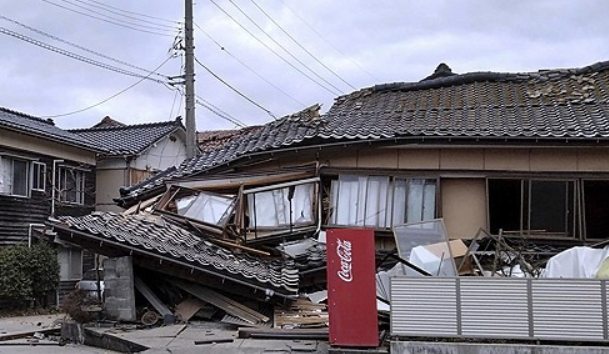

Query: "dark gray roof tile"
<box><xmin>70</xmin><ymin>118</ymin><xmax>183</xmax><ymax>155</ymax></box>
<box><xmin>0</xmin><ymin>107</ymin><xmax>104</xmax><ymax>152</ymax></box>
<box><xmin>53</xmin><ymin>212</ymin><xmax>299</xmax><ymax>294</ymax></box>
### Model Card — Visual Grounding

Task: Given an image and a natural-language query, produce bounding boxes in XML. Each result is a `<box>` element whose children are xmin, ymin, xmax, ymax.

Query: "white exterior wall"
<box><xmin>132</xmin><ymin>134</ymin><xmax>187</xmax><ymax>172</ymax></box>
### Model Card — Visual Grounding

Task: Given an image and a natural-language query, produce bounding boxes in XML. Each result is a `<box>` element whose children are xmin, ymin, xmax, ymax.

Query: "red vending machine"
<box><xmin>326</xmin><ymin>229</ymin><xmax>378</xmax><ymax>347</ymax></box>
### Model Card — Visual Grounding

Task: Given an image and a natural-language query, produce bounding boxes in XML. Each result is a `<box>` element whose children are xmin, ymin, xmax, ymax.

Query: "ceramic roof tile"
<box><xmin>121</xmin><ymin>60</ymin><xmax>609</xmax><ymax>201</ymax></box>
<box><xmin>70</xmin><ymin>118</ymin><xmax>183</xmax><ymax>155</ymax></box>
<box><xmin>0</xmin><ymin>107</ymin><xmax>104</xmax><ymax>152</ymax></box>
<box><xmin>52</xmin><ymin>212</ymin><xmax>299</xmax><ymax>294</ymax></box>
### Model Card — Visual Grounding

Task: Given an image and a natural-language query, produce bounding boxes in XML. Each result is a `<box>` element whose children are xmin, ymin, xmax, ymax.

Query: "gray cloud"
<box><xmin>1</xmin><ymin>0</ymin><xmax>608</xmax><ymax>131</ymax></box>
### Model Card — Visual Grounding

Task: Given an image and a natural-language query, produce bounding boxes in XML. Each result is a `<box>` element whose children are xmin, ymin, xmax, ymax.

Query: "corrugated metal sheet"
<box><xmin>460</xmin><ymin>278</ymin><xmax>529</xmax><ymax>338</ymax></box>
<box><xmin>532</xmin><ymin>279</ymin><xmax>604</xmax><ymax>340</ymax></box>
<box><xmin>391</xmin><ymin>277</ymin><xmax>457</xmax><ymax>336</ymax></box>
<box><xmin>391</xmin><ymin>277</ymin><xmax>609</xmax><ymax>342</ymax></box>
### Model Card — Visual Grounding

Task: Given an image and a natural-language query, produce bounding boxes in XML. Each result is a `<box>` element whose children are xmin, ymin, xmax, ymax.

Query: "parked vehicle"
<box><xmin>76</xmin><ymin>269</ymin><xmax>104</xmax><ymax>300</ymax></box>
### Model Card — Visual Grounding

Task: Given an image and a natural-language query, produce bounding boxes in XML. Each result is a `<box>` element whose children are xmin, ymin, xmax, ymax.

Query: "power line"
<box><xmin>207</xmin><ymin>0</ymin><xmax>340</xmax><ymax>96</ymax></box>
<box><xmin>195</xmin><ymin>99</ymin><xmax>247</xmax><ymax>128</ymax></box>
<box><xmin>194</xmin><ymin>21</ymin><xmax>307</xmax><ymax>108</ymax></box>
<box><xmin>0</xmin><ymin>27</ymin><xmax>168</xmax><ymax>84</ymax></box>
<box><xmin>249</xmin><ymin>0</ymin><xmax>356</xmax><ymax>90</ymax></box>
<box><xmin>82</xmin><ymin>0</ymin><xmax>179</xmax><ymax>24</ymax></box>
<box><xmin>69</xmin><ymin>0</ymin><xmax>179</xmax><ymax>30</ymax></box>
<box><xmin>53</xmin><ymin>0</ymin><xmax>175</xmax><ymax>32</ymax></box>
<box><xmin>42</xmin><ymin>56</ymin><xmax>174</xmax><ymax>118</ymax></box>
<box><xmin>196</xmin><ymin>94</ymin><xmax>247</xmax><ymax>127</ymax></box>
<box><xmin>279</xmin><ymin>0</ymin><xmax>379</xmax><ymax>82</ymax></box>
<box><xmin>0</xmin><ymin>15</ymin><xmax>169</xmax><ymax>80</ymax></box>
<box><xmin>194</xmin><ymin>56</ymin><xmax>276</xmax><ymax>119</ymax></box>
<box><xmin>226</xmin><ymin>0</ymin><xmax>344</xmax><ymax>94</ymax></box>
<box><xmin>38</xmin><ymin>0</ymin><xmax>175</xmax><ymax>37</ymax></box>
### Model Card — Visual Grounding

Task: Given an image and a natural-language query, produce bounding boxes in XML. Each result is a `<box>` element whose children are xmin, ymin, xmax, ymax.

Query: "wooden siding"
<box><xmin>0</xmin><ymin>147</ymin><xmax>96</xmax><ymax>245</ymax></box>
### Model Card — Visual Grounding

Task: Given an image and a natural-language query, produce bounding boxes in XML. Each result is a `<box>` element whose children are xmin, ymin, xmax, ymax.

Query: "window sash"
<box><xmin>247</xmin><ymin>183</ymin><xmax>316</xmax><ymax>229</ymax></box>
<box><xmin>58</xmin><ymin>247</ymin><xmax>83</xmax><ymax>281</ymax></box>
<box><xmin>0</xmin><ymin>156</ymin><xmax>31</xmax><ymax>197</ymax></box>
<box><xmin>330</xmin><ymin>175</ymin><xmax>436</xmax><ymax>229</ymax></box>
<box><xmin>58</xmin><ymin>167</ymin><xmax>85</xmax><ymax>204</ymax></box>
<box><xmin>32</xmin><ymin>162</ymin><xmax>46</xmax><ymax>191</ymax></box>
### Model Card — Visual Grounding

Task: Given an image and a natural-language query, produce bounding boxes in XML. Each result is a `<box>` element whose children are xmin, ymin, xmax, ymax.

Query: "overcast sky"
<box><xmin>1</xmin><ymin>0</ymin><xmax>609</xmax><ymax>131</ymax></box>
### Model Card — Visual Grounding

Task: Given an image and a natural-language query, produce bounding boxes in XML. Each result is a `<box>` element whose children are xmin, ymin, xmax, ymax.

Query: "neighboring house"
<box><xmin>0</xmin><ymin>107</ymin><xmax>103</xmax><ymax>300</ymax></box>
<box><xmin>71</xmin><ymin>116</ymin><xmax>187</xmax><ymax>212</ymax></box>
<box><xmin>116</xmin><ymin>59</ymin><xmax>609</xmax><ymax>251</ymax></box>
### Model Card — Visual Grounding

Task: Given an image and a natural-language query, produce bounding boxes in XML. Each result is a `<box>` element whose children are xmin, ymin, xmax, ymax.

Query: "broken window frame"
<box><xmin>327</xmin><ymin>174</ymin><xmax>437</xmax><ymax>230</ymax></box>
<box><xmin>241</xmin><ymin>177</ymin><xmax>320</xmax><ymax>242</ymax></box>
<box><xmin>154</xmin><ymin>185</ymin><xmax>237</xmax><ymax>232</ymax></box>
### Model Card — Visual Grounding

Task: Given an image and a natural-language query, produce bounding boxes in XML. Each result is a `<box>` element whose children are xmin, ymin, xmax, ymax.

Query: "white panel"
<box><xmin>532</xmin><ymin>279</ymin><xmax>604</xmax><ymax>340</ymax></box>
<box><xmin>460</xmin><ymin>278</ymin><xmax>529</xmax><ymax>337</ymax></box>
<box><xmin>391</xmin><ymin>277</ymin><xmax>458</xmax><ymax>336</ymax></box>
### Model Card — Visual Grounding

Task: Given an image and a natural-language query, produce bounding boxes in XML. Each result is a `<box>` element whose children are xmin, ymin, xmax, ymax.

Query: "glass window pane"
<box><xmin>422</xmin><ymin>180</ymin><xmax>436</xmax><ymax>221</ymax></box>
<box><xmin>248</xmin><ymin>183</ymin><xmax>315</xmax><ymax>228</ymax></box>
<box><xmin>184</xmin><ymin>193</ymin><xmax>234</xmax><ymax>225</ymax></box>
<box><xmin>407</xmin><ymin>179</ymin><xmax>424</xmax><ymax>223</ymax></box>
<box><xmin>392</xmin><ymin>178</ymin><xmax>408</xmax><ymax>226</ymax></box>
<box><xmin>12</xmin><ymin>159</ymin><xmax>28</xmax><ymax>196</ymax></box>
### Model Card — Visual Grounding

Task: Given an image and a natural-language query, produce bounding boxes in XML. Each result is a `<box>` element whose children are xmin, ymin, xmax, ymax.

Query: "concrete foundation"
<box><xmin>391</xmin><ymin>341</ymin><xmax>609</xmax><ymax>354</ymax></box>
<box><xmin>103</xmin><ymin>256</ymin><xmax>136</xmax><ymax>322</ymax></box>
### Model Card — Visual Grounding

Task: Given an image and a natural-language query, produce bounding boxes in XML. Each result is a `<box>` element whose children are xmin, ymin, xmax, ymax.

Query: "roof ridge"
<box><xmin>373</xmin><ymin>59</ymin><xmax>609</xmax><ymax>93</ymax></box>
<box><xmin>0</xmin><ymin>106</ymin><xmax>56</xmax><ymax>126</ymax></box>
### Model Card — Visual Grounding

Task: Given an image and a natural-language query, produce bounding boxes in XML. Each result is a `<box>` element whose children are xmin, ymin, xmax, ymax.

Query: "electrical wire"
<box><xmin>194</xmin><ymin>56</ymin><xmax>276</xmax><ymax>119</ymax></box>
<box><xmin>207</xmin><ymin>0</ymin><xmax>340</xmax><ymax>96</ymax></box>
<box><xmin>196</xmin><ymin>94</ymin><xmax>247</xmax><ymax>127</ymax></box>
<box><xmin>194</xmin><ymin>21</ymin><xmax>307</xmax><ymax>108</ymax></box>
<box><xmin>42</xmin><ymin>56</ymin><xmax>174</xmax><ymax>118</ymax></box>
<box><xmin>226</xmin><ymin>0</ymin><xmax>343</xmax><ymax>94</ymax></box>
<box><xmin>52</xmin><ymin>0</ymin><xmax>175</xmax><ymax>32</ymax></box>
<box><xmin>195</xmin><ymin>99</ymin><xmax>246</xmax><ymax>128</ymax></box>
<box><xmin>0</xmin><ymin>27</ymin><xmax>168</xmax><ymax>84</ymax></box>
<box><xmin>278</xmin><ymin>0</ymin><xmax>379</xmax><ymax>81</ymax></box>
<box><xmin>83</xmin><ymin>0</ymin><xmax>178</xmax><ymax>24</ymax></box>
<box><xmin>249</xmin><ymin>0</ymin><xmax>356</xmax><ymax>90</ymax></box>
<box><xmin>69</xmin><ymin>0</ymin><xmax>179</xmax><ymax>30</ymax></box>
<box><xmin>0</xmin><ymin>15</ymin><xmax>169</xmax><ymax>79</ymax></box>
<box><xmin>38</xmin><ymin>0</ymin><xmax>175</xmax><ymax>37</ymax></box>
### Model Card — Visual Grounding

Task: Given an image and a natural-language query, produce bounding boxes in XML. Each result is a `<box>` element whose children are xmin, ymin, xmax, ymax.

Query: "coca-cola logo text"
<box><xmin>336</xmin><ymin>239</ymin><xmax>353</xmax><ymax>282</ymax></box>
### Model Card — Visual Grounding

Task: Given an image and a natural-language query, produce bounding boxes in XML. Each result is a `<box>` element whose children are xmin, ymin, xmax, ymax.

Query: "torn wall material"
<box><xmin>48</xmin><ymin>212</ymin><xmax>300</xmax><ymax>298</ymax></box>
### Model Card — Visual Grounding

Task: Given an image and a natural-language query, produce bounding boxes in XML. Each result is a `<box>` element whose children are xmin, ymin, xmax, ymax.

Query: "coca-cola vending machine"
<box><xmin>326</xmin><ymin>229</ymin><xmax>378</xmax><ymax>347</ymax></box>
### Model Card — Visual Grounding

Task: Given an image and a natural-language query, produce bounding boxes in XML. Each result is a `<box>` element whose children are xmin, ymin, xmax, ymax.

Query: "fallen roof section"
<box><xmin>49</xmin><ymin>211</ymin><xmax>300</xmax><ymax>298</ymax></box>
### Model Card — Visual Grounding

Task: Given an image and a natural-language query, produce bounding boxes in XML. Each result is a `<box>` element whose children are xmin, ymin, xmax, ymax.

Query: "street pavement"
<box><xmin>0</xmin><ymin>314</ymin><xmax>328</xmax><ymax>353</ymax></box>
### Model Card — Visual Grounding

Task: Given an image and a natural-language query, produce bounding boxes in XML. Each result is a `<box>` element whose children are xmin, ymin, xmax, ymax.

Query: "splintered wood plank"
<box><xmin>174</xmin><ymin>297</ymin><xmax>206</xmax><ymax>322</ymax></box>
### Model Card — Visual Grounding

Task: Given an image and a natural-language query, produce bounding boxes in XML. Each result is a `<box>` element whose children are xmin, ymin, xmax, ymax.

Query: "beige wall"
<box><xmin>320</xmin><ymin>146</ymin><xmax>609</xmax><ymax>173</ymax></box>
<box><xmin>0</xmin><ymin>129</ymin><xmax>97</xmax><ymax>165</ymax></box>
<box><xmin>95</xmin><ymin>168</ymin><xmax>126</xmax><ymax>212</ymax></box>
<box><xmin>441</xmin><ymin>179</ymin><xmax>488</xmax><ymax>240</ymax></box>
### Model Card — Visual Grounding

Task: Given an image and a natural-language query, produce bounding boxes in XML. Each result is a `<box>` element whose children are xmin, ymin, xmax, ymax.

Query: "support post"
<box><xmin>184</xmin><ymin>0</ymin><xmax>197</xmax><ymax>158</ymax></box>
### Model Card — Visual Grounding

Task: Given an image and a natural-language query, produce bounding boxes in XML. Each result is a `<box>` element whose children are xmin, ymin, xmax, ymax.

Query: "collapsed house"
<box><xmin>46</xmin><ymin>59</ymin><xmax>609</xmax><ymax>343</ymax></box>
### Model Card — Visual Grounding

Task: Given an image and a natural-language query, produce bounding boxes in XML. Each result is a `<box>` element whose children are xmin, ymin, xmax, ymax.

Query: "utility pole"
<box><xmin>184</xmin><ymin>0</ymin><xmax>197</xmax><ymax>158</ymax></box>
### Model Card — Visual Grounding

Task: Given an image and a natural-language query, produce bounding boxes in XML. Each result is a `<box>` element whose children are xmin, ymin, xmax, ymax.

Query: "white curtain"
<box><xmin>178</xmin><ymin>193</ymin><xmax>234</xmax><ymax>225</ymax></box>
<box><xmin>0</xmin><ymin>157</ymin><xmax>9</xmax><ymax>194</ymax></box>
<box><xmin>331</xmin><ymin>175</ymin><xmax>436</xmax><ymax>228</ymax></box>
<box><xmin>248</xmin><ymin>183</ymin><xmax>315</xmax><ymax>228</ymax></box>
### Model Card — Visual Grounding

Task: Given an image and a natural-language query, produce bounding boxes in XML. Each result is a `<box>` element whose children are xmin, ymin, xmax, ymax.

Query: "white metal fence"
<box><xmin>391</xmin><ymin>277</ymin><xmax>608</xmax><ymax>341</ymax></box>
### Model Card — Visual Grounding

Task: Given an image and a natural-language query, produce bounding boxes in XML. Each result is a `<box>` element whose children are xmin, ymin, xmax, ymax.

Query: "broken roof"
<box><xmin>70</xmin><ymin>118</ymin><xmax>185</xmax><ymax>156</ymax></box>
<box><xmin>119</xmin><ymin>60</ymin><xmax>609</xmax><ymax>203</ymax></box>
<box><xmin>0</xmin><ymin>107</ymin><xmax>105</xmax><ymax>152</ymax></box>
<box><xmin>321</xmin><ymin>61</ymin><xmax>609</xmax><ymax>141</ymax></box>
<box><xmin>50</xmin><ymin>211</ymin><xmax>299</xmax><ymax>296</ymax></box>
